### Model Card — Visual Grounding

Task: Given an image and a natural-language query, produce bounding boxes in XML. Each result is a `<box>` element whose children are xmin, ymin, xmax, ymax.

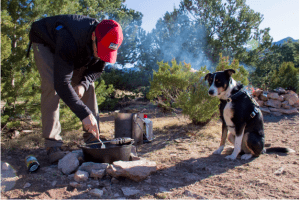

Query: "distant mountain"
<box><xmin>273</xmin><ymin>37</ymin><xmax>298</xmax><ymax>46</ymax></box>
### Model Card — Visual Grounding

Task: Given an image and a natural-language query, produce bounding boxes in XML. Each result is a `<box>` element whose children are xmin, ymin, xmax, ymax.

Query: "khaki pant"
<box><xmin>33</xmin><ymin>43</ymin><xmax>99</xmax><ymax>148</ymax></box>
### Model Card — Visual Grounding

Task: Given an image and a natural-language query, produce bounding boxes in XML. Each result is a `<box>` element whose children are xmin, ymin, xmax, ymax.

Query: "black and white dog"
<box><xmin>205</xmin><ymin>69</ymin><xmax>293</xmax><ymax>160</ymax></box>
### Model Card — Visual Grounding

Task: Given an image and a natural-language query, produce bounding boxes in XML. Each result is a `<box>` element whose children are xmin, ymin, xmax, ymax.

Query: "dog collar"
<box><xmin>226</xmin><ymin>90</ymin><xmax>244</xmax><ymax>102</ymax></box>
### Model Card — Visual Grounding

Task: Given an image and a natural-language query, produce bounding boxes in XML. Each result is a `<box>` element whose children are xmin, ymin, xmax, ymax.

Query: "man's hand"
<box><xmin>82</xmin><ymin>113</ymin><xmax>99</xmax><ymax>139</ymax></box>
<box><xmin>74</xmin><ymin>84</ymin><xmax>85</xmax><ymax>99</ymax></box>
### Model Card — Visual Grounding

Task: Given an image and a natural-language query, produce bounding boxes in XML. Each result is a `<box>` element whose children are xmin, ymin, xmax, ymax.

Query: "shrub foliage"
<box><xmin>215</xmin><ymin>54</ymin><xmax>249</xmax><ymax>85</ymax></box>
<box><xmin>270</xmin><ymin>62</ymin><xmax>299</xmax><ymax>92</ymax></box>
<box><xmin>147</xmin><ymin>59</ymin><xmax>219</xmax><ymax>125</ymax></box>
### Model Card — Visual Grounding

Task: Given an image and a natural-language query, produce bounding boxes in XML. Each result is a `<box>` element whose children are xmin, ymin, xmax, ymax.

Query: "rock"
<box><xmin>184</xmin><ymin>190</ymin><xmax>194</xmax><ymax>197</ymax></box>
<box><xmin>183</xmin><ymin>190</ymin><xmax>203</xmax><ymax>199</ymax></box>
<box><xmin>284</xmin><ymin>92</ymin><xmax>297</xmax><ymax>100</ymax></box>
<box><xmin>130</xmin><ymin>146</ymin><xmax>140</xmax><ymax>161</ymax></box>
<box><xmin>78</xmin><ymin>162</ymin><xmax>109</xmax><ymax>174</ymax></box>
<box><xmin>273</xmin><ymin>87</ymin><xmax>287</xmax><ymax>94</ymax></box>
<box><xmin>58</xmin><ymin>153</ymin><xmax>79</xmax><ymax>175</ymax></box>
<box><xmin>90</xmin><ymin>189</ymin><xmax>104</xmax><ymax>198</ymax></box>
<box><xmin>131</xmin><ymin>145</ymin><xmax>138</xmax><ymax>157</ymax></box>
<box><xmin>70</xmin><ymin>181</ymin><xmax>81</xmax><ymax>188</ymax></box>
<box><xmin>107</xmin><ymin>160</ymin><xmax>157</xmax><ymax>182</ymax></box>
<box><xmin>269</xmin><ymin>108</ymin><xmax>281</xmax><ymax>112</ymax></box>
<box><xmin>71</xmin><ymin>149</ymin><xmax>85</xmax><ymax>164</ymax></box>
<box><xmin>114</xmin><ymin>193</ymin><xmax>121</xmax><ymax>198</ymax></box>
<box><xmin>130</xmin><ymin>153</ymin><xmax>141</xmax><ymax>161</ymax></box>
<box><xmin>23</xmin><ymin>182</ymin><xmax>31</xmax><ymax>188</ymax></box>
<box><xmin>267</xmin><ymin>92</ymin><xmax>279</xmax><ymax>100</ymax></box>
<box><xmin>259</xmin><ymin>94</ymin><xmax>268</xmax><ymax>101</ymax></box>
<box><xmin>87</xmin><ymin>184</ymin><xmax>92</xmax><ymax>189</ymax></box>
<box><xmin>269</xmin><ymin>107</ymin><xmax>298</xmax><ymax>115</ymax></box>
<box><xmin>51</xmin><ymin>181</ymin><xmax>57</xmax><ymax>187</ymax></box>
<box><xmin>286</xmin><ymin>90</ymin><xmax>296</xmax><ymax>95</ymax></box>
<box><xmin>144</xmin><ymin>177</ymin><xmax>151</xmax><ymax>184</ymax></box>
<box><xmin>71</xmin><ymin>149</ymin><xmax>84</xmax><ymax>157</ymax></box>
<box><xmin>121</xmin><ymin>187</ymin><xmax>141</xmax><ymax>196</ymax></box>
<box><xmin>260</xmin><ymin>107</ymin><xmax>271</xmax><ymax>114</ymax></box>
<box><xmin>287</xmin><ymin>94</ymin><xmax>299</xmax><ymax>106</ymax></box>
<box><xmin>159</xmin><ymin>187</ymin><xmax>167</xmax><ymax>192</ymax></box>
<box><xmin>270</xmin><ymin>108</ymin><xmax>298</xmax><ymax>116</ymax></box>
<box><xmin>90</xmin><ymin>169</ymin><xmax>105</xmax><ymax>179</ymax></box>
<box><xmin>278</xmin><ymin>95</ymin><xmax>285</xmax><ymax>102</ymax></box>
<box><xmin>2</xmin><ymin>162</ymin><xmax>10</xmax><ymax>171</ymax></box>
<box><xmin>102</xmin><ymin>187</ymin><xmax>108</xmax><ymax>195</ymax></box>
<box><xmin>274</xmin><ymin>167</ymin><xmax>284</xmax><ymax>175</ymax></box>
<box><xmin>265</xmin><ymin>99</ymin><xmax>282</xmax><ymax>108</ymax></box>
<box><xmin>253</xmin><ymin>89</ymin><xmax>263</xmax><ymax>97</ymax></box>
<box><xmin>87</xmin><ymin>179</ymin><xmax>100</xmax><ymax>187</ymax></box>
<box><xmin>68</xmin><ymin>174</ymin><xmax>75</xmax><ymax>180</ymax></box>
<box><xmin>280</xmin><ymin>108</ymin><xmax>298</xmax><ymax>115</ymax></box>
<box><xmin>174</xmin><ymin>138</ymin><xmax>184</xmax><ymax>143</ymax></box>
<box><xmin>271</xmin><ymin>111</ymin><xmax>282</xmax><ymax>116</ymax></box>
<box><xmin>111</xmin><ymin>177</ymin><xmax>119</xmax><ymax>184</ymax></box>
<box><xmin>12</xmin><ymin>130</ymin><xmax>20</xmax><ymax>139</ymax></box>
<box><xmin>74</xmin><ymin>170</ymin><xmax>89</xmax><ymax>182</ymax></box>
<box><xmin>98</xmin><ymin>179</ymin><xmax>111</xmax><ymax>187</ymax></box>
<box><xmin>257</xmin><ymin>100</ymin><xmax>264</xmax><ymax>107</ymax></box>
<box><xmin>281</xmin><ymin>101</ymin><xmax>291</xmax><ymax>109</ymax></box>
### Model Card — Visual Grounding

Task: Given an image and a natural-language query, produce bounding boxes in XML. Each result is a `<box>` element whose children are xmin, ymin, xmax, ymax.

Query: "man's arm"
<box><xmin>79</xmin><ymin>59</ymin><xmax>106</xmax><ymax>92</ymax></box>
<box><xmin>53</xmin><ymin>28</ymin><xmax>91</xmax><ymax>121</ymax></box>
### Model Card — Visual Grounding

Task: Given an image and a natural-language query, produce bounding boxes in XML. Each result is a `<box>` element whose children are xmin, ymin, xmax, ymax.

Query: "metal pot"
<box><xmin>79</xmin><ymin>140</ymin><xmax>134</xmax><ymax>164</ymax></box>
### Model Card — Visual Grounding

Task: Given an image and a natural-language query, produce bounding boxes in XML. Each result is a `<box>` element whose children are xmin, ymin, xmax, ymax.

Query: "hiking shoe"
<box><xmin>46</xmin><ymin>147</ymin><xmax>67</xmax><ymax>163</ymax></box>
<box><xmin>83</xmin><ymin>132</ymin><xmax>103</xmax><ymax>149</ymax></box>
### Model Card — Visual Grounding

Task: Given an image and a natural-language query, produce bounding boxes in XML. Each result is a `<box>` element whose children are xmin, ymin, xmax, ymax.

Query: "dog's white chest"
<box><xmin>223</xmin><ymin>102</ymin><xmax>235</xmax><ymax>134</ymax></box>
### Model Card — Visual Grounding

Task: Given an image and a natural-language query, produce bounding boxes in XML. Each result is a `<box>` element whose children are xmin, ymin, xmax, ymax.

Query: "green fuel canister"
<box><xmin>25</xmin><ymin>155</ymin><xmax>40</xmax><ymax>172</ymax></box>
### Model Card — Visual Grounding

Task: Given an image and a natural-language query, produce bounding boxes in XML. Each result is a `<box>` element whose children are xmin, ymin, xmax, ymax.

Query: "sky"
<box><xmin>123</xmin><ymin>0</ymin><xmax>299</xmax><ymax>42</ymax></box>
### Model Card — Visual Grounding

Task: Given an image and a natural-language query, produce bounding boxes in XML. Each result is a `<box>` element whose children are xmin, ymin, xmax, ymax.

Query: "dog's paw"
<box><xmin>225</xmin><ymin>154</ymin><xmax>237</xmax><ymax>160</ymax></box>
<box><xmin>213</xmin><ymin>146</ymin><xmax>224</xmax><ymax>155</ymax></box>
<box><xmin>241</xmin><ymin>154</ymin><xmax>252</xmax><ymax>160</ymax></box>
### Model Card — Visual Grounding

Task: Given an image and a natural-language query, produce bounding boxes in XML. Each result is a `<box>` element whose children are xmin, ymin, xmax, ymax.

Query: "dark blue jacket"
<box><xmin>29</xmin><ymin>15</ymin><xmax>105</xmax><ymax>120</ymax></box>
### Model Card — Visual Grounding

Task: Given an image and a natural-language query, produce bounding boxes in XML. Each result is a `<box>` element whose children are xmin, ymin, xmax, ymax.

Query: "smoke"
<box><xmin>154</xmin><ymin>14</ymin><xmax>214</xmax><ymax>72</ymax></box>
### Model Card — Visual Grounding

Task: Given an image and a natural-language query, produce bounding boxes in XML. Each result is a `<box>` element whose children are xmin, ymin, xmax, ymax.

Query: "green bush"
<box><xmin>147</xmin><ymin>59</ymin><xmax>219</xmax><ymax>125</ymax></box>
<box><xmin>216</xmin><ymin>54</ymin><xmax>249</xmax><ymax>85</ymax></box>
<box><xmin>101</xmin><ymin>68</ymin><xmax>151</xmax><ymax>93</ymax></box>
<box><xmin>269</xmin><ymin>62</ymin><xmax>299</xmax><ymax>93</ymax></box>
<box><xmin>177</xmin><ymin>80</ymin><xmax>219</xmax><ymax>125</ymax></box>
<box><xmin>249</xmin><ymin>63</ymin><xmax>275</xmax><ymax>91</ymax></box>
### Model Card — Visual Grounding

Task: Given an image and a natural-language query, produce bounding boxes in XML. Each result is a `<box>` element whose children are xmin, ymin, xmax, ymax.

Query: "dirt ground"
<box><xmin>1</xmin><ymin>102</ymin><xmax>299</xmax><ymax>199</ymax></box>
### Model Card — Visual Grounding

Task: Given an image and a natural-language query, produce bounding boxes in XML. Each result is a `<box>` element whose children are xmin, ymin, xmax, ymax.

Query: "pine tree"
<box><xmin>178</xmin><ymin>0</ymin><xmax>272</xmax><ymax>64</ymax></box>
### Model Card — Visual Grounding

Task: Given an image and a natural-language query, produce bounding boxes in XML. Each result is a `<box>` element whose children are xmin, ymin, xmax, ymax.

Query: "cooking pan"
<box><xmin>79</xmin><ymin>138</ymin><xmax>134</xmax><ymax>164</ymax></box>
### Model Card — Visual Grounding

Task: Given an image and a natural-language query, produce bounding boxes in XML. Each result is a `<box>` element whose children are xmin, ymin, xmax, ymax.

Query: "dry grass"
<box><xmin>1</xmin><ymin>130</ymin><xmax>44</xmax><ymax>150</ymax></box>
<box><xmin>1</xmin><ymin>101</ymin><xmax>222</xmax><ymax>154</ymax></box>
<box><xmin>136</xmin><ymin>114</ymin><xmax>222</xmax><ymax>169</ymax></box>
<box><xmin>1</xmin><ymin>112</ymin><xmax>221</xmax><ymax>153</ymax></box>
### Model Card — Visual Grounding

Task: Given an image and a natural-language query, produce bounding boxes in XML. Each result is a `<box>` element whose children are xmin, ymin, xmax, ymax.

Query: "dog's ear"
<box><xmin>224</xmin><ymin>69</ymin><xmax>235</xmax><ymax>77</ymax></box>
<box><xmin>205</xmin><ymin>73</ymin><xmax>212</xmax><ymax>81</ymax></box>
